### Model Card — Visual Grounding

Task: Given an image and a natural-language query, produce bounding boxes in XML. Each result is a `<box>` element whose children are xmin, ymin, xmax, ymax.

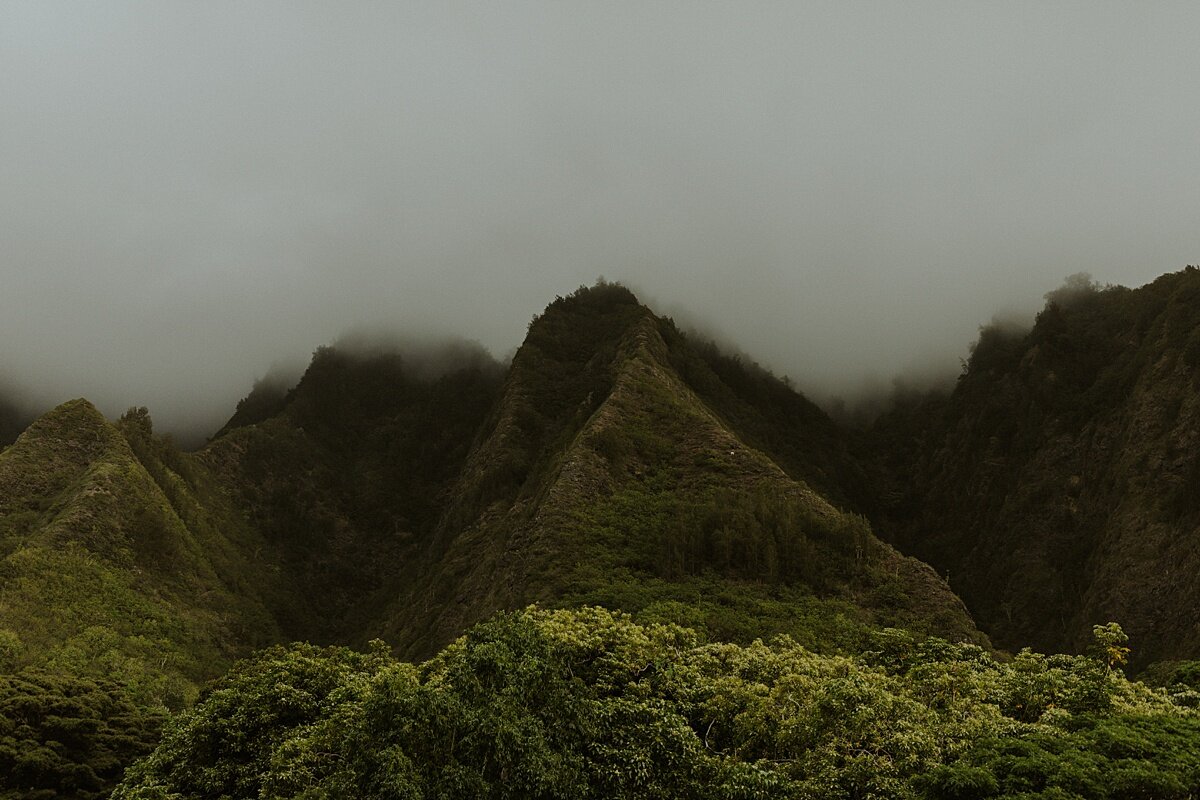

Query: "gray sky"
<box><xmin>3</xmin><ymin>2</ymin><xmax>1198</xmax><ymax>438</ymax></box>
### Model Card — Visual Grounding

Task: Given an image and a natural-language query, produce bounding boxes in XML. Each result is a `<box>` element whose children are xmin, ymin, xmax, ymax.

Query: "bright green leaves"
<box><xmin>1090</xmin><ymin>623</ymin><xmax>1132</xmax><ymax>670</ymax></box>
<box><xmin>113</xmin><ymin>643</ymin><xmax>384</xmax><ymax>800</ymax></box>
<box><xmin>116</xmin><ymin>610</ymin><xmax>1200</xmax><ymax>800</ymax></box>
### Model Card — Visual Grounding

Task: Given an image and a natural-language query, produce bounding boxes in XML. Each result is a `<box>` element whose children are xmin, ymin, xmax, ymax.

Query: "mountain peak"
<box><xmin>25</xmin><ymin>397</ymin><xmax>109</xmax><ymax>436</ymax></box>
<box><xmin>379</xmin><ymin>286</ymin><xmax>984</xmax><ymax>655</ymax></box>
<box><xmin>540</xmin><ymin>280</ymin><xmax>642</xmax><ymax>316</ymax></box>
<box><xmin>0</xmin><ymin>399</ymin><xmax>127</xmax><ymax>502</ymax></box>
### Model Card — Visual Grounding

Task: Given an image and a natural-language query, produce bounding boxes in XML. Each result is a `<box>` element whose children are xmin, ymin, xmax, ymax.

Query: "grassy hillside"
<box><xmin>0</xmin><ymin>401</ymin><xmax>286</xmax><ymax>798</ymax></box>
<box><xmin>870</xmin><ymin>268</ymin><xmax>1200</xmax><ymax>666</ymax></box>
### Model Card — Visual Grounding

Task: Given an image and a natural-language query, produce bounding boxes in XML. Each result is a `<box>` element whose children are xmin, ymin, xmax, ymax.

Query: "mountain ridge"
<box><xmin>376</xmin><ymin>284</ymin><xmax>982</xmax><ymax>657</ymax></box>
<box><xmin>0</xmin><ymin>399</ymin><xmax>281</xmax><ymax>707</ymax></box>
<box><xmin>868</xmin><ymin>267</ymin><xmax>1200</xmax><ymax>666</ymax></box>
<box><xmin>8</xmin><ymin>273</ymin><xmax>1199</xmax><ymax>676</ymax></box>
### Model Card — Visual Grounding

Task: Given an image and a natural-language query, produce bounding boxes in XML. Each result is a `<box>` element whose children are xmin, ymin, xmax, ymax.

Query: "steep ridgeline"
<box><xmin>382</xmin><ymin>283</ymin><xmax>983</xmax><ymax>657</ymax></box>
<box><xmin>201</xmin><ymin>340</ymin><xmax>506</xmax><ymax>644</ymax></box>
<box><xmin>0</xmin><ymin>400</ymin><xmax>282</xmax><ymax>707</ymax></box>
<box><xmin>871</xmin><ymin>268</ymin><xmax>1200</xmax><ymax>666</ymax></box>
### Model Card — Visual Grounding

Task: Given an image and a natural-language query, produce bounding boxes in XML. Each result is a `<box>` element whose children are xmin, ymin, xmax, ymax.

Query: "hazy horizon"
<box><xmin>3</xmin><ymin>3</ymin><xmax>1198</xmax><ymax>440</ymax></box>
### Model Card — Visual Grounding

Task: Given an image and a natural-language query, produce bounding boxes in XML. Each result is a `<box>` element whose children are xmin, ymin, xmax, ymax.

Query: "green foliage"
<box><xmin>0</xmin><ymin>399</ymin><xmax>282</xmax><ymax>720</ymax></box>
<box><xmin>117</xmin><ymin>609</ymin><xmax>1200</xmax><ymax>800</ymax></box>
<box><xmin>378</xmin><ymin>279</ymin><xmax>982</xmax><ymax>659</ymax></box>
<box><xmin>466</xmin><ymin>281</ymin><xmax>644</xmax><ymax>508</ymax></box>
<box><xmin>114</xmin><ymin>642</ymin><xmax>388</xmax><ymax>800</ymax></box>
<box><xmin>1090</xmin><ymin>623</ymin><xmax>1131</xmax><ymax>670</ymax></box>
<box><xmin>208</xmin><ymin>342</ymin><xmax>503</xmax><ymax>644</ymax></box>
<box><xmin>212</xmin><ymin>372</ymin><xmax>293</xmax><ymax>436</ymax></box>
<box><xmin>661</xmin><ymin>322</ymin><xmax>870</xmax><ymax>509</ymax></box>
<box><xmin>1167</xmin><ymin>662</ymin><xmax>1200</xmax><ymax>690</ymax></box>
<box><xmin>0</xmin><ymin>668</ymin><xmax>165</xmax><ymax>800</ymax></box>
<box><xmin>12</xmin><ymin>276</ymin><xmax>1200</xmax><ymax>797</ymax></box>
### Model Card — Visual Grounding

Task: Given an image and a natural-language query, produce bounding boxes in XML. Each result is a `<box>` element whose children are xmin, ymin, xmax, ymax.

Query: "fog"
<box><xmin>330</xmin><ymin>328</ymin><xmax>503</xmax><ymax>383</ymax></box>
<box><xmin>3</xmin><ymin>3</ymin><xmax>1198</xmax><ymax>441</ymax></box>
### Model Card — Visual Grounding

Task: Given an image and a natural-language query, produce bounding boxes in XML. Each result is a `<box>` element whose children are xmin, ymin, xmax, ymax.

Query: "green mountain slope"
<box><xmin>870</xmin><ymin>268</ymin><xmax>1200</xmax><ymax>666</ymax></box>
<box><xmin>174</xmin><ymin>283</ymin><xmax>980</xmax><ymax>661</ymax></box>
<box><xmin>0</xmin><ymin>399</ymin><xmax>281</xmax><ymax>706</ymax></box>
<box><xmin>0</xmin><ymin>402</ymin><xmax>289</xmax><ymax>798</ymax></box>
<box><xmin>201</xmin><ymin>341</ymin><xmax>505</xmax><ymax>645</ymax></box>
<box><xmin>380</xmin><ymin>284</ymin><xmax>983</xmax><ymax>656</ymax></box>
<box><xmin>12</xmin><ymin>276</ymin><xmax>1200</xmax><ymax>796</ymax></box>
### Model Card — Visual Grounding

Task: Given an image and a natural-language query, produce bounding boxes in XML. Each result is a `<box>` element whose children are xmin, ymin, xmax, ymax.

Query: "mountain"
<box><xmin>0</xmin><ymin>400</ymin><xmax>281</xmax><ymax>707</ymax></box>
<box><xmin>201</xmin><ymin>338</ymin><xmax>506</xmax><ymax>644</ymax></box>
<box><xmin>191</xmin><ymin>282</ymin><xmax>980</xmax><ymax>657</ymax></box>
<box><xmin>869</xmin><ymin>268</ymin><xmax>1200</xmax><ymax>666</ymax></box>
<box><xmin>6</xmin><ymin>276</ymin><xmax>1198</xmax><ymax>674</ymax></box>
<box><xmin>8</xmin><ymin>276</ymin><xmax>1200</xmax><ymax>797</ymax></box>
<box><xmin>374</xmin><ymin>283</ymin><xmax>981</xmax><ymax>656</ymax></box>
<box><xmin>0</xmin><ymin>400</ymin><xmax>286</xmax><ymax>798</ymax></box>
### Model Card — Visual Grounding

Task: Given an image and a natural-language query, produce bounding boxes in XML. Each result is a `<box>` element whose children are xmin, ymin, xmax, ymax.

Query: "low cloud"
<box><xmin>2</xmin><ymin>5</ymin><xmax>1196</xmax><ymax>440</ymax></box>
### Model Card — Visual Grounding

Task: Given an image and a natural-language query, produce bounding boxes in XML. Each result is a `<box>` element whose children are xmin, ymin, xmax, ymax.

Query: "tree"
<box><xmin>1090</xmin><ymin>622</ymin><xmax>1131</xmax><ymax>670</ymax></box>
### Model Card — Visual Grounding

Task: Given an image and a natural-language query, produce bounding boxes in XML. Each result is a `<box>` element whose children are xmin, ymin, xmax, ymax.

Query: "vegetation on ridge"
<box><xmin>376</xmin><ymin>282</ymin><xmax>981</xmax><ymax>659</ymax></box>
<box><xmin>0</xmin><ymin>401</ymin><xmax>283</xmax><ymax>799</ymax></box>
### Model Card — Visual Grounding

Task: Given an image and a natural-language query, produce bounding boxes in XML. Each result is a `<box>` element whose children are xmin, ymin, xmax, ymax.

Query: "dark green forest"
<box><xmin>3</xmin><ymin>273</ymin><xmax>1200</xmax><ymax>798</ymax></box>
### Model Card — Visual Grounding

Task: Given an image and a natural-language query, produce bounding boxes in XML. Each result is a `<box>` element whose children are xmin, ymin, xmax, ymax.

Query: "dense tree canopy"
<box><xmin>116</xmin><ymin>608</ymin><xmax>1200</xmax><ymax>800</ymax></box>
<box><xmin>0</xmin><ymin>669</ymin><xmax>164</xmax><ymax>800</ymax></box>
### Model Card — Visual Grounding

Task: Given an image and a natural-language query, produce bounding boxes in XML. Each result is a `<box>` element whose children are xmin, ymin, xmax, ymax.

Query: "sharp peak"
<box><xmin>526</xmin><ymin>281</ymin><xmax>649</xmax><ymax>325</ymax></box>
<box><xmin>541</xmin><ymin>280</ymin><xmax>644</xmax><ymax>312</ymax></box>
<box><xmin>33</xmin><ymin>397</ymin><xmax>108</xmax><ymax>428</ymax></box>
<box><xmin>1</xmin><ymin>397</ymin><xmax>130</xmax><ymax>467</ymax></box>
<box><xmin>518</xmin><ymin>282</ymin><xmax>659</xmax><ymax>356</ymax></box>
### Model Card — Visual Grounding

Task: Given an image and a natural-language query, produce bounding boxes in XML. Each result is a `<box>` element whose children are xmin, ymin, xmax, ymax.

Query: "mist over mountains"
<box><xmin>6</xmin><ymin>4</ymin><xmax>1200</xmax><ymax>443</ymax></box>
<box><xmin>0</xmin><ymin>270</ymin><xmax>1149</xmax><ymax>450</ymax></box>
<box><xmin>5</xmin><ymin>270</ymin><xmax>1199</xmax><ymax>664</ymax></box>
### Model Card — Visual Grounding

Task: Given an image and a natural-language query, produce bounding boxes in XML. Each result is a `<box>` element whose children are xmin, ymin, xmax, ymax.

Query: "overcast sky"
<box><xmin>3</xmin><ymin>2</ymin><xmax>1198</xmax><ymax>438</ymax></box>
